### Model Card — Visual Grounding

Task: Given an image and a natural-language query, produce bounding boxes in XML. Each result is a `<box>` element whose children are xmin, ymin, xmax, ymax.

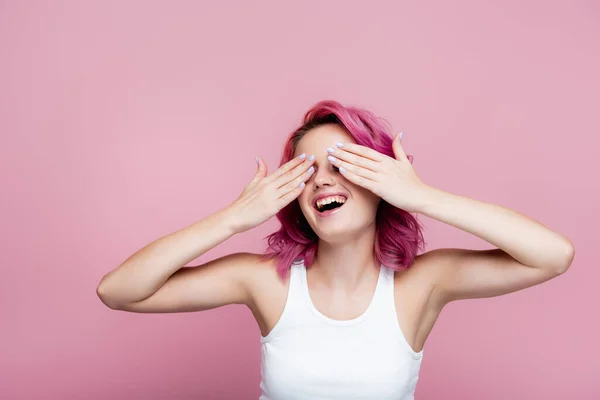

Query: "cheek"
<box><xmin>353</xmin><ymin>188</ymin><xmax>380</xmax><ymax>212</ymax></box>
<box><xmin>298</xmin><ymin>192</ymin><xmax>312</xmax><ymax>214</ymax></box>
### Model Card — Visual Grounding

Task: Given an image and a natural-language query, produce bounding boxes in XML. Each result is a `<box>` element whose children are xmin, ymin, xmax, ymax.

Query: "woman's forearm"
<box><xmin>96</xmin><ymin>206</ymin><xmax>239</xmax><ymax>307</ymax></box>
<box><xmin>418</xmin><ymin>185</ymin><xmax>574</xmax><ymax>272</ymax></box>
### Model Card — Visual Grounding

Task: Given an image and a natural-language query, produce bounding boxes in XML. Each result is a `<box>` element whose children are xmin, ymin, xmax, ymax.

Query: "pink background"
<box><xmin>1</xmin><ymin>1</ymin><xmax>598</xmax><ymax>399</ymax></box>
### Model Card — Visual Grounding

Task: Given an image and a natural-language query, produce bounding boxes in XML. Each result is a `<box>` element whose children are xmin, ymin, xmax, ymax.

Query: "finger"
<box><xmin>392</xmin><ymin>132</ymin><xmax>409</xmax><ymax>162</ymax></box>
<box><xmin>246</xmin><ymin>156</ymin><xmax>268</xmax><ymax>189</ymax></box>
<box><xmin>327</xmin><ymin>155</ymin><xmax>378</xmax><ymax>181</ymax></box>
<box><xmin>266</xmin><ymin>153</ymin><xmax>310</xmax><ymax>183</ymax></box>
<box><xmin>255</xmin><ymin>156</ymin><xmax>268</xmax><ymax>178</ymax></box>
<box><xmin>336</xmin><ymin>164</ymin><xmax>377</xmax><ymax>193</ymax></box>
<box><xmin>276</xmin><ymin>164</ymin><xmax>315</xmax><ymax>197</ymax></box>
<box><xmin>326</xmin><ymin>146</ymin><xmax>380</xmax><ymax>172</ymax></box>
<box><xmin>275</xmin><ymin>180</ymin><xmax>307</xmax><ymax>210</ymax></box>
<box><xmin>334</xmin><ymin>141</ymin><xmax>385</xmax><ymax>162</ymax></box>
<box><xmin>273</xmin><ymin>155</ymin><xmax>315</xmax><ymax>189</ymax></box>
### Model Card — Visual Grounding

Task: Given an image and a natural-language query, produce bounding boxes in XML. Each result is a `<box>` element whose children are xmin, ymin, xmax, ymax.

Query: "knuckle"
<box><xmin>288</xmin><ymin>158</ymin><xmax>301</xmax><ymax>168</ymax></box>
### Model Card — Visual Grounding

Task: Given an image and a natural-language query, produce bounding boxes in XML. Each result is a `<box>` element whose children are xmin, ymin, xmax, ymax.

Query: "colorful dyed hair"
<box><xmin>260</xmin><ymin>100</ymin><xmax>426</xmax><ymax>278</ymax></box>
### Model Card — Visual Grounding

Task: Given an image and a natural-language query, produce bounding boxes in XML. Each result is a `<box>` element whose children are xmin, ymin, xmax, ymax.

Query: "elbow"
<box><xmin>553</xmin><ymin>240</ymin><xmax>575</xmax><ymax>275</ymax></box>
<box><xmin>96</xmin><ymin>277</ymin><xmax>123</xmax><ymax>310</ymax></box>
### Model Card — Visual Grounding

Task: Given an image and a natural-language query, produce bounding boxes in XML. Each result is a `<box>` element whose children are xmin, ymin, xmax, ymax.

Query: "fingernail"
<box><xmin>299</xmin><ymin>153</ymin><xmax>306</xmax><ymax>159</ymax></box>
<box><xmin>328</xmin><ymin>155</ymin><xmax>337</xmax><ymax>162</ymax></box>
<box><xmin>299</xmin><ymin>182</ymin><xmax>305</xmax><ymax>188</ymax></box>
<box><xmin>308</xmin><ymin>154</ymin><xmax>315</xmax><ymax>161</ymax></box>
<box><xmin>339</xmin><ymin>167</ymin><xmax>346</xmax><ymax>173</ymax></box>
<box><xmin>399</xmin><ymin>132</ymin><xmax>403</xmax><ymax>140</ymax></box>
<box><xmin>255</xmin><ymin>156</ymin><xmax>258</xmax><ymax>165</ymax></box>
<box><xmin>326</xmin><ymin>147</ymin><xmax>335</xmax><ymax>154</ymax></box>
<box><xmin>308</xmin><ymin>166</ymin><xmax>315</xmax><ymax>173</ymax></box>
<box><xmin>336</xmin><ymin>142</ymin><xmax>344</xmax><ymax>148</ymax></box>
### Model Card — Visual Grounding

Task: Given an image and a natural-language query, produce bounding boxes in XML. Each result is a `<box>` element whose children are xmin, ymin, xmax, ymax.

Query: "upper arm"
<box><xmin>115</xmin><ymin>252</ymin><xmax>261</xmax><ymax>313</ymax></box>
<box><xmin>423</xmin><ymin>247</ymin><xmax>572</xmax><ymax>308</ymax></box>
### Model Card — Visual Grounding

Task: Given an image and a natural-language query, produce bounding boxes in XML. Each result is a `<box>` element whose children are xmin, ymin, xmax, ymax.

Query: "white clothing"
<box><xmin>259</xmin><ymin>260</ymin><xmax>424</xmax><ymax>399</ymax></box>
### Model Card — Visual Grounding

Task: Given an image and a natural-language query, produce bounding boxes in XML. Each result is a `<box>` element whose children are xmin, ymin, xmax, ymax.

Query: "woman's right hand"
<box><xmin>226</xmin><ymin>153</ymin><xmax>316</xmax><ymax>233</ymax></box>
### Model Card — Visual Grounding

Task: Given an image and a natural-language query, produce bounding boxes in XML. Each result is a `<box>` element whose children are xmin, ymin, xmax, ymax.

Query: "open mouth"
<box><xmin>313</xmin><ymin>195</ymin><xmax>347</xmax><ymax>213</ymax></box>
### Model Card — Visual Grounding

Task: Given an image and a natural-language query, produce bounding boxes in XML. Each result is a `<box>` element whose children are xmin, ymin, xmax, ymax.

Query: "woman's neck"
<box><xmin>310</xmin><ymin>225</ymin><xmax>380</xmax><ymax>292</ymax></box>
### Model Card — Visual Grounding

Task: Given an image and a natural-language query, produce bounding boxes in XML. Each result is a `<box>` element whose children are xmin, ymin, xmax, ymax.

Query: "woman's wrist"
<box><xmin>218</xmin><ymin>204</ymin><xmax>245</xmax><ymax>235</ymax></box>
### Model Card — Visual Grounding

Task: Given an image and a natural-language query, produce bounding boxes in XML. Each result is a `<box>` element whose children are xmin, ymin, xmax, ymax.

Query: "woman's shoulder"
<box><xmin>235</xmin><ymin>252</ymin><xmax>291</xmax><ymax>296</ymax></box>
<box><xmin>393</xmin><ymin>251</ymin><xmax>442</xmax><ymax>301</ymax></box>
<box><xmin>391</xmin><ymin>252</ymin><xmax>446</xmax><ymax>353</ymax></box>
<box><xmin>234</xmin><ymin>252</ymin><xmax>291</xmax><ymax>275</ymax></box>
<box><xmin>235</xmin><ymin>253</ymin><xmax>292</xmax><ymax>332</ymax></box>
<box><xmin>396</xmin><ymin>250</ymin><xmax>447</xmax><ymax>280</ymax></box>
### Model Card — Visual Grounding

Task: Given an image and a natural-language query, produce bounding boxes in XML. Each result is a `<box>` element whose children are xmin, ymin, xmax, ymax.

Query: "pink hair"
<box><xmin>260</xmin><ymin>100</ymin><xmax>426</xmax><ymax>279</ymax></box>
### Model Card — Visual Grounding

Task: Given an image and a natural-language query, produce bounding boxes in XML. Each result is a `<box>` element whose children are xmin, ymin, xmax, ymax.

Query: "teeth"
<box><xmin>315</xmin><ymin>195</ymin><xmax>346</xmax><ymax>211</ymax></box>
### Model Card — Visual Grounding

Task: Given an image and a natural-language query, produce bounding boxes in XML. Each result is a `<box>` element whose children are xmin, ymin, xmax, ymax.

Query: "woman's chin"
<box><xmin>313</xmin><ymin>225</ymin><xmax>362</xmax><ymax>244</ymax></box>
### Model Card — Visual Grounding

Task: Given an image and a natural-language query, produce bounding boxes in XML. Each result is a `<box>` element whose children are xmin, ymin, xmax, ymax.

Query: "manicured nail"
<box><xmin>328</xmin><ymin>155</ymin><xmax>337</xmax><ymax>162</ymax></box>
<box><xmin>399</xmin><ymin>132</ymin><xmax>403</xmax><ymax>140</ymax></box>
<box><xmin>326</xmin><ymin>147</ymin><xmax>335</xmax><ymax>154</ymax></box>
<box><xmin>299</xmin><ymin>153</ymin><xmax>306</xmax><ymax>159</ymax></box>
<box><xmin>299</xmin><ymin>182</ymin><xmax>305</xmax><ymax>188</ymax></box>
<box><xmin>336</xmin><ymin>142</ymin><xmax>344</xmax><ymax>148</ymax></box>
<box><xmin>339</xmin><ymin>167</ymin><xmax>346</xmax><ymax>173</ymax></box>
<box><xmin>308</xmin><ymin>154</ymin><xmax>315</xmax><ymax>161</ymax></box>
<box><xmin>308</xmin><ymin>166</ymin><xmax>315</xmax><ymax>173</ymax></box>
<box><xmin>255</xmin><ymin>156</ymin><xmax>258</xmax><ymax>165</ymax></box>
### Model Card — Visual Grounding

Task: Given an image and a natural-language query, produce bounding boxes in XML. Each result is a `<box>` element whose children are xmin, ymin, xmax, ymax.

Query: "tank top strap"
<box><xmin>379</xmin><ymin>265</ymin><xmax>425</xmax><ymax>359</ymax></box>
<box><xmin>358</xmin><ymin>264</ymin><xmax>390</xmax><ymax>322</ymax></box>
<box><xmin>281</xmin><ymin>260</ymin><xmax>310</xmax><ymax>314</ymax></box>
<box><xmin>379</xmin><ymin>264</ymin><xmax>396</xmax><ymax>302</ymax></box>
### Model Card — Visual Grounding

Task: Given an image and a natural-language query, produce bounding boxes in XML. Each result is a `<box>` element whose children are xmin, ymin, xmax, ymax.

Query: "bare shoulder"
<box><xmin>237</xmin><ymin>253</ymin><xmax>291</xmax><ymax>337</ymax></box>
<box><xmin>392</xmin><ymin>252</ymin><xmax>441</xmax><ymax>310</ymax></box>
<box><xmin>395</xmin><ymin>248</ymin><xmax>483</xmax><ymax>307</ymax></box>
<box><xmin>394</xmin><ymin>251</ymin><xmax>442</xmax><ymax>293</ymax></box>
<box><xmin>238</xmin><ymin>253</ymin><xmax>290</xmax><ymax>289</ymax></box>
<box><xmin>219</xmin><ymin>252</ymin><xmax>288</xmax><ymax>299</ymax></box>
<box><xmin>391</xmin><ymin>250</ymin><xmax>449</xmax><ymax>352</ymax></box>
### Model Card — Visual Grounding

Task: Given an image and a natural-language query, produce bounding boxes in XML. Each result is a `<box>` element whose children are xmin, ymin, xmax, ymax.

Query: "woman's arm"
<box><xmin>416</xmin><ymin>185</ymin><xmax>575</xmax><ymax>307</ymax></box>
<box><xmin>324</xmin><ymin>135</ymin><xmax>574</xmax><ymax>307</ymax></box>
<box><xmin>324</xmin><ymin>134</ymin><xmax>574</xmax><ymax>307</ymax></box>
<box><xmin>96</xmin><ymin>207</ymin><xmax>248</xmax><ymax>311</ymax></box>
<box><xmin>96</xmin><ymin>153</ymin><xmax>316</xmax><ymax>312</ymax></box>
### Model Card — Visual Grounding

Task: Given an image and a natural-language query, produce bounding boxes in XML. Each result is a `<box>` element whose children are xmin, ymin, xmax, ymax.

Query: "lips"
<box><xmin>312</xmin><ymin>192</ymin><xmax>348</xmax><ymax>211</ymax></box>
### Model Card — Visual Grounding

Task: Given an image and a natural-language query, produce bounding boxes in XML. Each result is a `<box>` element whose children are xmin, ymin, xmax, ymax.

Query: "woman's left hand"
<box><xmin>327</xmin><ymin>132</ymin><xmax>433</xmax><ymax>214</ymax></box>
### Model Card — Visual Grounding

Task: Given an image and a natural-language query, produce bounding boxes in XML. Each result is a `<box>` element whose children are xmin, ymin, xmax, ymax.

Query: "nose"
<box><xmin>312</xmin><ymin>163</ymin><xmax>337</xmax><ymax>189</ymax></box>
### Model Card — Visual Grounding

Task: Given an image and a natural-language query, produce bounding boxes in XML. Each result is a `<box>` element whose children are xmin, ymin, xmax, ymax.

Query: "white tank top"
<box><xmin>259</xmin><ymin>260</ymin><xmax>424</xmax><ymax>400</ymax></box>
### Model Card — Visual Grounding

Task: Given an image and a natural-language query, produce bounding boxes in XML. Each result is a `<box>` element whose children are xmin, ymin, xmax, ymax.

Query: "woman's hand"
<box><xmin>326</xmin><ymin>132</ymin><xmax>432</xmax><ymax>214</ymax></box>
<box><xmin>226</xmin><ymin>153</ymin><xmax>316</xmax><ymax>233</ymax></box>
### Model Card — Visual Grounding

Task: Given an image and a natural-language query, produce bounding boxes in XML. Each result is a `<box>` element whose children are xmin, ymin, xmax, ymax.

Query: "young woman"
<box><xmin>97</xmin><ymin>100</ymin><xmax>575</xmax><ymax>399</ymax></box>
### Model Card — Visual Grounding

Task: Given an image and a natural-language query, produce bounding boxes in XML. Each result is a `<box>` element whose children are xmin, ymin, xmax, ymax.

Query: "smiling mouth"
<box><xmin>314</xmin><ymin>196</ymin><xmax>347</xmax><ymax>213</ymax></box>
